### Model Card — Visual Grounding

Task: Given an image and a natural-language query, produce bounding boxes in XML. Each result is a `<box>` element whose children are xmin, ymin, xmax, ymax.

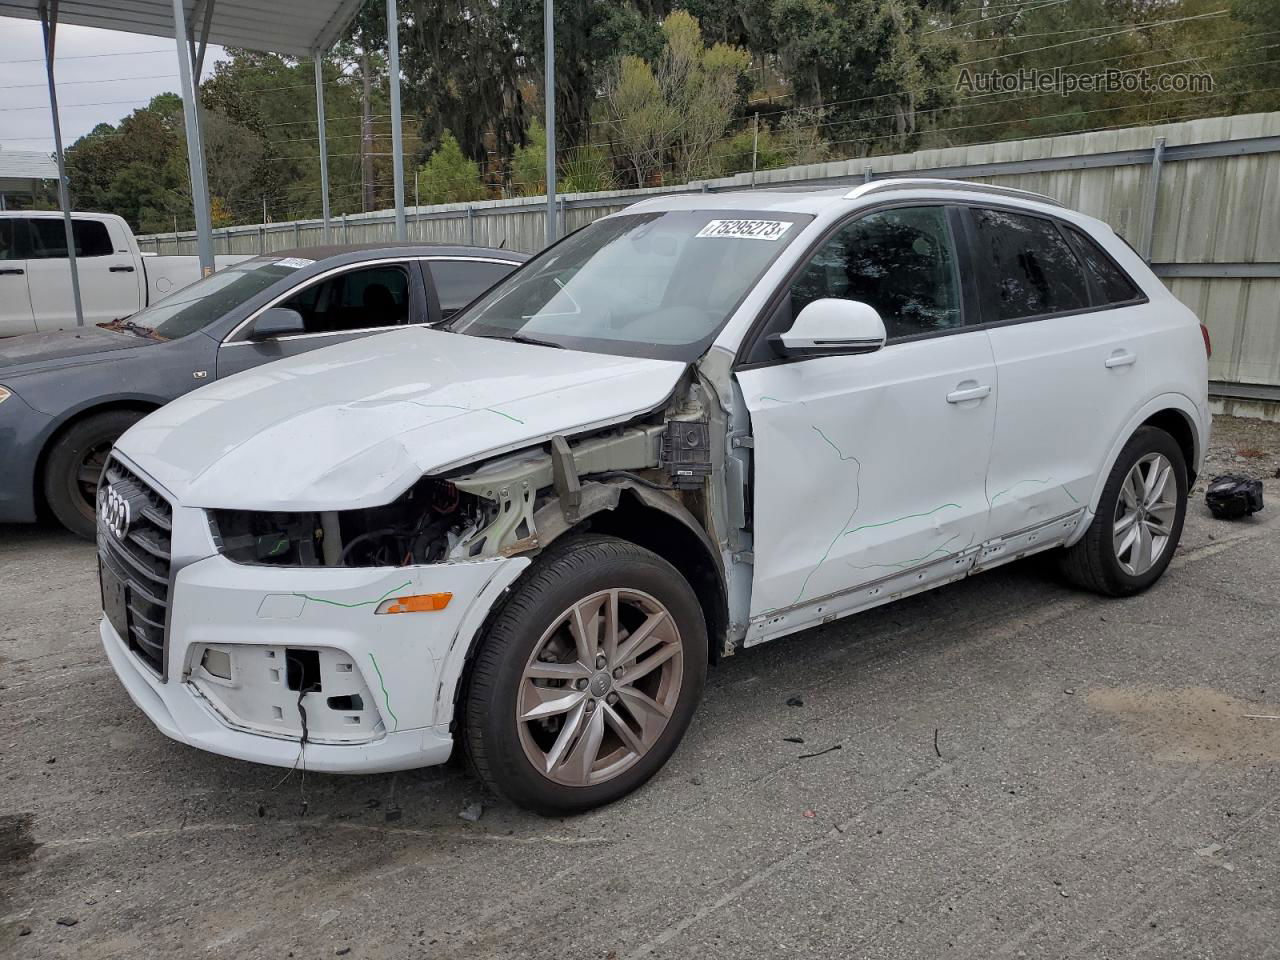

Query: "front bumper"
<box><xmin>102</xmin><ymin>541</ymin><xmax>528</xmax><ymax>774</ymax></box>
<box><xmin>0</xmin><ymin>386</ymin><xmax>54</xmax><ymax>523</ymax></box>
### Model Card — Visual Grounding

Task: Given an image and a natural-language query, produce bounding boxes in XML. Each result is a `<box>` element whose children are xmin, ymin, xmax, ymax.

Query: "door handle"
<box><xmin>0</xmin><ymin>268</ymin><xmax>23</xmax><ymax>276</ymax></box>
<box><xmin>946</xmin><ymin>383</ymin><xmax>992</xmax><ymax>404</ymax></box>
<box><xmin>1105</xmin><ymin>350</ymin><xmax>1137</xmax><ymax>368</ymax></box>
<box><xmin>109</xmin><ymin>265</ymin><xmax>135</xmax><ymax>273</ymax></box>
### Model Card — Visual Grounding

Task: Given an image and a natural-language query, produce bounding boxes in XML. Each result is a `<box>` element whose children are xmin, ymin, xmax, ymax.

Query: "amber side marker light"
<box><xmin>375</xmin><ymin>592</ymin><xmax>453</xmax><ymax>614</ymax></box>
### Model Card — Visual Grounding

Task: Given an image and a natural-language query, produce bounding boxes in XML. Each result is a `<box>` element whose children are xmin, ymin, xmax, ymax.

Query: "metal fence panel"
<box><xmin>138</xmin><ymin>111</ymin><xmax>1280</xmax><ymax>390</ymax></box>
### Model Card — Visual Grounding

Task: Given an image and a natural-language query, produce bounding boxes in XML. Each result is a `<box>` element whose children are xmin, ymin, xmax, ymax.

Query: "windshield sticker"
<box><xmin>695</xmin><ymin>219</ymin><xmax>793</xmax><ymax>241</ymax></box>
<box><xmin>274</xmin><ymin>257</ymin><xmax>315</xmax><ymax>269</ymax></box>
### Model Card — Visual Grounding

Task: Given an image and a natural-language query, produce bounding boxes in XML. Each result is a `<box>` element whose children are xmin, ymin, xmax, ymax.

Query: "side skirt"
<box><xmin>744</xmin><ymin>508</ymin><xmax>1087</xmax><ymax>648</ymax></box>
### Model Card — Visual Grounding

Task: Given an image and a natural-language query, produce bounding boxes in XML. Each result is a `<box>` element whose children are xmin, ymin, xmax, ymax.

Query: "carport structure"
<box><xmin>0</xmin><ymin>0</ymin><xmax>407</xmax><ymax>324</ymax></box>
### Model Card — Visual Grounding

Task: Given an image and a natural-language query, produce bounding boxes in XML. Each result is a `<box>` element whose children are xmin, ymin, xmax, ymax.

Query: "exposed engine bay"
<box><xmin>208</xmin><ymin>376</ymin><xmax>727</xmax><ymax>575</ymax></box>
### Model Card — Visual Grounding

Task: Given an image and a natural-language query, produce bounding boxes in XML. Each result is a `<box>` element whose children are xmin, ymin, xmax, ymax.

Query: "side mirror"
<box><xmin>770</xmin><ymin>298</ymin><xmax>887</xmax><ymax>358</ymax></box>
<box><xmin>249</xmin><ymin>307</ymin><xmax>306</xmax><ymax>340</ymax></box>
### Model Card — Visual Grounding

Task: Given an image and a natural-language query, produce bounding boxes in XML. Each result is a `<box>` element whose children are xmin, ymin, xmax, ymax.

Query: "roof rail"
<box><xmin>844</xmin><ymin>177</ymin><xmax>1065</xmax><ymax>208</ymax></box>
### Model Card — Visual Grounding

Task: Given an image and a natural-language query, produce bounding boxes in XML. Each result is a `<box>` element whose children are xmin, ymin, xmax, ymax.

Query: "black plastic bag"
<box><xmin>1205</xmin><ymin>474</ymin><xmax>1264</xmax><ymax>520</ymax></box>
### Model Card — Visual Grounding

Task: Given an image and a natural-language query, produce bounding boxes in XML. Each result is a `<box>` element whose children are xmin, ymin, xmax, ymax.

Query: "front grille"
<box><xmin>98</xmin><ymin>458</ymin><xmax>173</xmax><ymax>676</ymax></box>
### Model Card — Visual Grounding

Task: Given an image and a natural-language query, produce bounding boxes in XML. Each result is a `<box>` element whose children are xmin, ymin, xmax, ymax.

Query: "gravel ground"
<box><xmin>2</xmin><ymin>415</ymin><xmax>1278</xmax><ymax>960</ymax></box>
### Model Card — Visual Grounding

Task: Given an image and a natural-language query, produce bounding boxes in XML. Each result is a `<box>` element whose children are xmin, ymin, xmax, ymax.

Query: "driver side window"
<box><xmin>789</xmin><ymin>206</ymin><xmax>961</xmax><ymax>341</ymax></box>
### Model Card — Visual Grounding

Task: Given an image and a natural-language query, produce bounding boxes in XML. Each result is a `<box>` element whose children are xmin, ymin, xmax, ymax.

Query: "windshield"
<box><xmin>447</xmin><ymin>210</ymin><xmax>812</xmax><ymax>361</ymax></box>
<box><xmin>113</xmin><ymin>257</ymin><xmax>313</xmax><ymax>341</ymax></box>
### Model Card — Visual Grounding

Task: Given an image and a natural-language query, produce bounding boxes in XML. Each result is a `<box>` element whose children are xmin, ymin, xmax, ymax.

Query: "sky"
<box><xmin>0</xmin><ymin>17</ymin><xmax>228</xmax><ymax>154</ymax></box>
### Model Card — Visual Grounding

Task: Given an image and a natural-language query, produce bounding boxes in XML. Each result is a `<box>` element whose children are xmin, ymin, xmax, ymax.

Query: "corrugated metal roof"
<box><xmin>0</xmin><ymin>149</ymin><xmax>59</xmax><ymax>180</ymax></box>
<box><xmin>0</xmin><ymin>0</ymin><xmax>365</xmax><ymax>57</ymax></box>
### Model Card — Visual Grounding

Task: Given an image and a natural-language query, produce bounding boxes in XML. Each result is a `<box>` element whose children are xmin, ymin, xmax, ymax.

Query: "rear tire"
<box><xmin>1059</xmin><ymin>426</ymin><xmax>1187</xmax><ymax>596</ymax></box>
<box><xmin>462</xmin><ymin>535</ymin><xmax>708</xmax><ymax>815</ymax></box>
<box><xmin>43</xmin><ymin>409</ymin><xmax>144</xmax><ymax>539</ymax></box>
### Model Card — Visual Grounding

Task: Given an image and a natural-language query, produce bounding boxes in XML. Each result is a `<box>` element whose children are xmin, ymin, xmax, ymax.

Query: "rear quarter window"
<box><xmin>1064</xmin><ymin>225</ymin><xmax>1143</xmax><ymax>304</ymax></box>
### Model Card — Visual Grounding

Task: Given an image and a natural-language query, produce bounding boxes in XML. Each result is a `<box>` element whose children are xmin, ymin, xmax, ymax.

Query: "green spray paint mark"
<box><xmin>989</xmin><ymin>478</ymin><xmax>1054</xmax><ymax>504</ymax></box>
<box><xmin>412</xmin><ymin>402</ymin><xmax>525</xmax><ymax>424</ymax></box>
<box><xmin>367</xmin><ymin>653</ymin><xmax>399</xmax><ymax>732</ymax></box>
<box><xmin>842</xmin><ymin>502</ymin><xmax>961</xmax><ymax>539</ymax></box>
<box><xmin>812</xmin><ymin>425</ymin><xmax>857</xmax><ymax>461</ymax></box>
<box><xmin>1061</xmin><ymin>485</ymin><xmax>1080</xmax><ymax>504</ymax></box>
<box><xmin>846</xmin><ymin>534</ymin><xmax>964</xmax><ymax>572</ymax></box>
<box><xmin>293</xmin><ymin>580</ymin><xmax>412</xmax><ymax>609</ymax></box>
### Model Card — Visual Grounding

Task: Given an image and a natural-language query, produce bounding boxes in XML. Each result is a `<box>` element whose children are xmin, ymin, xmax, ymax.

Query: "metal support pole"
<box><xmin>38</xmin><ymin>0</ymin><xmax>83</xmax><ymax>327</ymax></box>
<box><xmin>750</xmin><ymin>112</ymin><xmax>759</xmax><ymax>187</ymax></box>
<box><xmin>171</xmin><ymin>0</ymin><xmax>215</xmax><ymax>275</ymax></box>
<box><xmin>863</xmin><ymin>164</ymin><xmax>873</xmax><ymax>183</ymax></box>
<box><xmin>386</xmin><ymin>0</ymin><xmax>406</xmax><ymax>241</ymax></box>
<box><xmin>1140</xmin><ymin>136</ymin><xmax>1166</xmax><ymax>264</ymax></box>
<box><xmin>314</xmin><ymin>52</ymin><xmax>331</xmax><ymax>243</ymax></box>
<box><xmin>467</xmin><ymin>205</ymin><xmax>475</xmax><ymax>245</ymax></box>
<box><xmin>544</xmin><ymin>0</ymin><xmax>557</xmax><ymax>245</ymax></box>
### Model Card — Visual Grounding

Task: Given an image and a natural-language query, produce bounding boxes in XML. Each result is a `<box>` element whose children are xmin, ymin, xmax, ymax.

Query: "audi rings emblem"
<box><xmin>100</xmin><ymin>484</ymin><xmax>132</xmax><ymax>540</ymax></box>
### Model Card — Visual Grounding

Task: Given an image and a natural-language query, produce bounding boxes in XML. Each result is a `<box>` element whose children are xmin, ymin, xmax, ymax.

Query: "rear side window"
<box><xmin>430</xmin><ymin>260</ymin><xmax>516</xmax><ymax>318</ymax></box>
<box><xmin>24</xmin><ymin>218</ymin><xmax>115</xmax><ymax>258</ymax></box>
<box><xmin>970</xmin><ymin>208</ymin><xmax>1090</xmax><ymax>321</ymax></box>
<box><xmin>1063</xmin><ymin>225</ymin><xmax>1141</xmax><ymax>304</ymax></box>
<box><xmin>0</xmin><ymin>220</ymin><xmax>15</xmax><ymax>261</ymax></box>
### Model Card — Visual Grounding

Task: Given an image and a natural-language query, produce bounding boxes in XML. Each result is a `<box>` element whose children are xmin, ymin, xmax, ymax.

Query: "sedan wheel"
<box><xmin>517</xmin><ymin>588</ymin><xmax>684</xmax><ymax>787</ymax></box>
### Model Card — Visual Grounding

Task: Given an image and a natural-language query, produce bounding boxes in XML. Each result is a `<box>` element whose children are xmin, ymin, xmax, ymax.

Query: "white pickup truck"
<box><xmin>0</xmin><ymin>211</ymin><xmax>250</xmax><ymax>336</ymax></box>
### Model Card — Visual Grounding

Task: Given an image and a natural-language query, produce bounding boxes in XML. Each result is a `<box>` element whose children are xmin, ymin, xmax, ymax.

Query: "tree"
<box><xmin>601</xmin><ymin>12</ymin><xmax>750</xmax><ymax>186</ymax></box>
<box><xmin>416</xmin><ymin>133</ymin><xmax>488</xmax><ymax>203</ymax></box>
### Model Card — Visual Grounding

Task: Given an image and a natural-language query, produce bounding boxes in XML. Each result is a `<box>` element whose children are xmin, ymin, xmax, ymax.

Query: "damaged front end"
<box><xmin>208</xmin><ymin>377</ymin><xmax>725</xmax><ymax>580</ymax></box>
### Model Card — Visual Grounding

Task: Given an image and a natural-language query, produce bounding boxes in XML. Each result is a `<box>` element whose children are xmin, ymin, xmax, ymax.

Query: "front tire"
<box><xmin>43</xmin><ymin>409</ymin><xmax>144</xmax><ymax>539</ymax></box>
<box><xmin>1060</xmin><ymin>426</ymin><xmax>1187</xmax><ymax>596</ymax></box>
<box><xmin>462</xmin><ymin>535</ymin><xmax>708</xmax><ymax>815</ymax></box>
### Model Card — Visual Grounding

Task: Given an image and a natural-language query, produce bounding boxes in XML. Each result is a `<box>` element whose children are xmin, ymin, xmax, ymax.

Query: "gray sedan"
<box><xmin>0</xmin><ymin>243</ymin><xmax>526</xmax><ymax>537</ymax></box>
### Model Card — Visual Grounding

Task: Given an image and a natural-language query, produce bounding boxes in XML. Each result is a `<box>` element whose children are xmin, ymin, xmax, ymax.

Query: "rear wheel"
<box><xmin>1060</xmin><ymin>426</ymin><xmax>1187</xmax><ymax>596</ymax></box>
<box><xmin>462</xmin><ymin>535</ymin><xmax>707</xmax><ymax>815</ymax></box>
<box><xmin>43</xmin><ymin>409</ymin><xmax>144</xmax><ymax>539</ymax></box>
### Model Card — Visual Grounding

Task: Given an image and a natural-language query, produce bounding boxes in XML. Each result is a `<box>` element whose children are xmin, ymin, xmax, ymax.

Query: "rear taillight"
<box><xmin>1200</xmin><ymin>323</ymin><xmax>1212</xmax><ymax>359</ymax></box>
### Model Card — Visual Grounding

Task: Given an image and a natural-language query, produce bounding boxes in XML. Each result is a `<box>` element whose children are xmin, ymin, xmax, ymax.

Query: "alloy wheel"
<box><xmin>75</xmin><ymin>442</ymin><xmax>112</xmax><ymax>518</ymax></box>
<box><xmin>516</xmin><ymin>588</ymin><xmax>684</xmax><ymax>787</ymax></box>
<box><xmin>1112</xmin><ymin>452</ymin><xmax>1178</xmax><ymax>576</ymax></box>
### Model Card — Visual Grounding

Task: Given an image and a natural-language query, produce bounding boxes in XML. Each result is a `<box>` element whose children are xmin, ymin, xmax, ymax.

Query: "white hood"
<box><xmin>117</xmin><ymin>328</ymin><xmax>685</xmax><ymax>510</ymax></box>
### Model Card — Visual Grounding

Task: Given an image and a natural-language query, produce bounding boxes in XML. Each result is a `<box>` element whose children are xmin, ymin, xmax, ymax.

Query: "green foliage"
<box><xmin>511</xmin><ymin>121</ymin><xmax>548</xmax><ymax>195</ymax></box>
<box><xmin>59</xmin><ymin>0</ymin><xmax>1280</xmax><ymax>231</ymax></box>
<box><xmin>416</xmin><ymin>133</ymin><xmax>488</xmax><ymax>204</ymax></box>
<box><xmin>601</xmin><ymin>11</ymin><xmax>751</xmax><ymax>186</ymax></box>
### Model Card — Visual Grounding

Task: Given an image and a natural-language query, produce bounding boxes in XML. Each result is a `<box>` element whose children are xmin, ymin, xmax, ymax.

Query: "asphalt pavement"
<box><xmin>2</xmin><ymin>423</ymin><xmax>1278</xmax><ymax>960</ymax></box>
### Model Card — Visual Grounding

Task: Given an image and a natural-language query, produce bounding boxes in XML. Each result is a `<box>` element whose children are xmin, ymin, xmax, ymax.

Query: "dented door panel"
<box><xmin>738</xmin><ymin>329</ymin><xmax>998</xmax><ymax>622</ymax></box>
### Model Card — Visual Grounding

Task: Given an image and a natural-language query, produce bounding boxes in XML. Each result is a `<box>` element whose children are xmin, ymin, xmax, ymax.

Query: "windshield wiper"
<box><xmin>471</xmin><ymin>331</ymin><xmax>566</xmax><ymax>350</ymax></box>
<box><xmin>508</xmin><ymin>332</ymin><xmax>565</xmax><ymax>349</ymax></box>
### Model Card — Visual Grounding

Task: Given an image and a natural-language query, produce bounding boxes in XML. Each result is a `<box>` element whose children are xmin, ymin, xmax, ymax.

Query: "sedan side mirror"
<box><xmin>250</xmin><ymin>307</ymin><xmax>306</xmax><ymax>340</ymax></box>
<box><xmin>770</xmin><ymin>298</ymin><xmax>887</xmax><ymax>358</ymax></box>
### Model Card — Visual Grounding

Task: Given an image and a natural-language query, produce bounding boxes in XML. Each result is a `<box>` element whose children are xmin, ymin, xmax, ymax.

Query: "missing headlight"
<box><xmin>210</xmin><ymin>478</ymin><xmax>490</xmax><ymax>567</ymax></box>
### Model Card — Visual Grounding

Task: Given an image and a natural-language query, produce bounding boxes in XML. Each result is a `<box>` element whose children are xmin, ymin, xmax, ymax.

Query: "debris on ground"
<box><xmin>802</xmin><ymin>809</ymin><xmax>817</xmax><ymax>819</ymax></box>
<box><xmin>798</xmin><ymin>744</ymin><xmax>842</xmax><ymax>759</ymax></box>
<box><xmin>1205</xmin><ymin>475</ymin><xmax>1264</xmax><ymax>519</ymax></box>
<box><xmin>18</xmin><ymin>925</ymin><xmax>31</xmax><ymax>936</ymax></box>
<box><xmin>786</xmin><ymin>695</ymin><xmax>804</xmax><ymax>707</ymax></box>
<box><xmin>458</xmin><ymin>802</ymin><xmax>484</xmax><ymax>823</ymax></box>
<box><xmin>335</xmin><ymin>948</ymin><xmax>351</xmax><ymax>956</ymax></box>
<box><xmin>55</xmin><ymin>917</ymin><xmax>78</xmax><ymax>927</ymax></box>
<box><xmin>782</xmin><ymin>736</ymin><xmax>805</xmax><ymax>744</ymax></box>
